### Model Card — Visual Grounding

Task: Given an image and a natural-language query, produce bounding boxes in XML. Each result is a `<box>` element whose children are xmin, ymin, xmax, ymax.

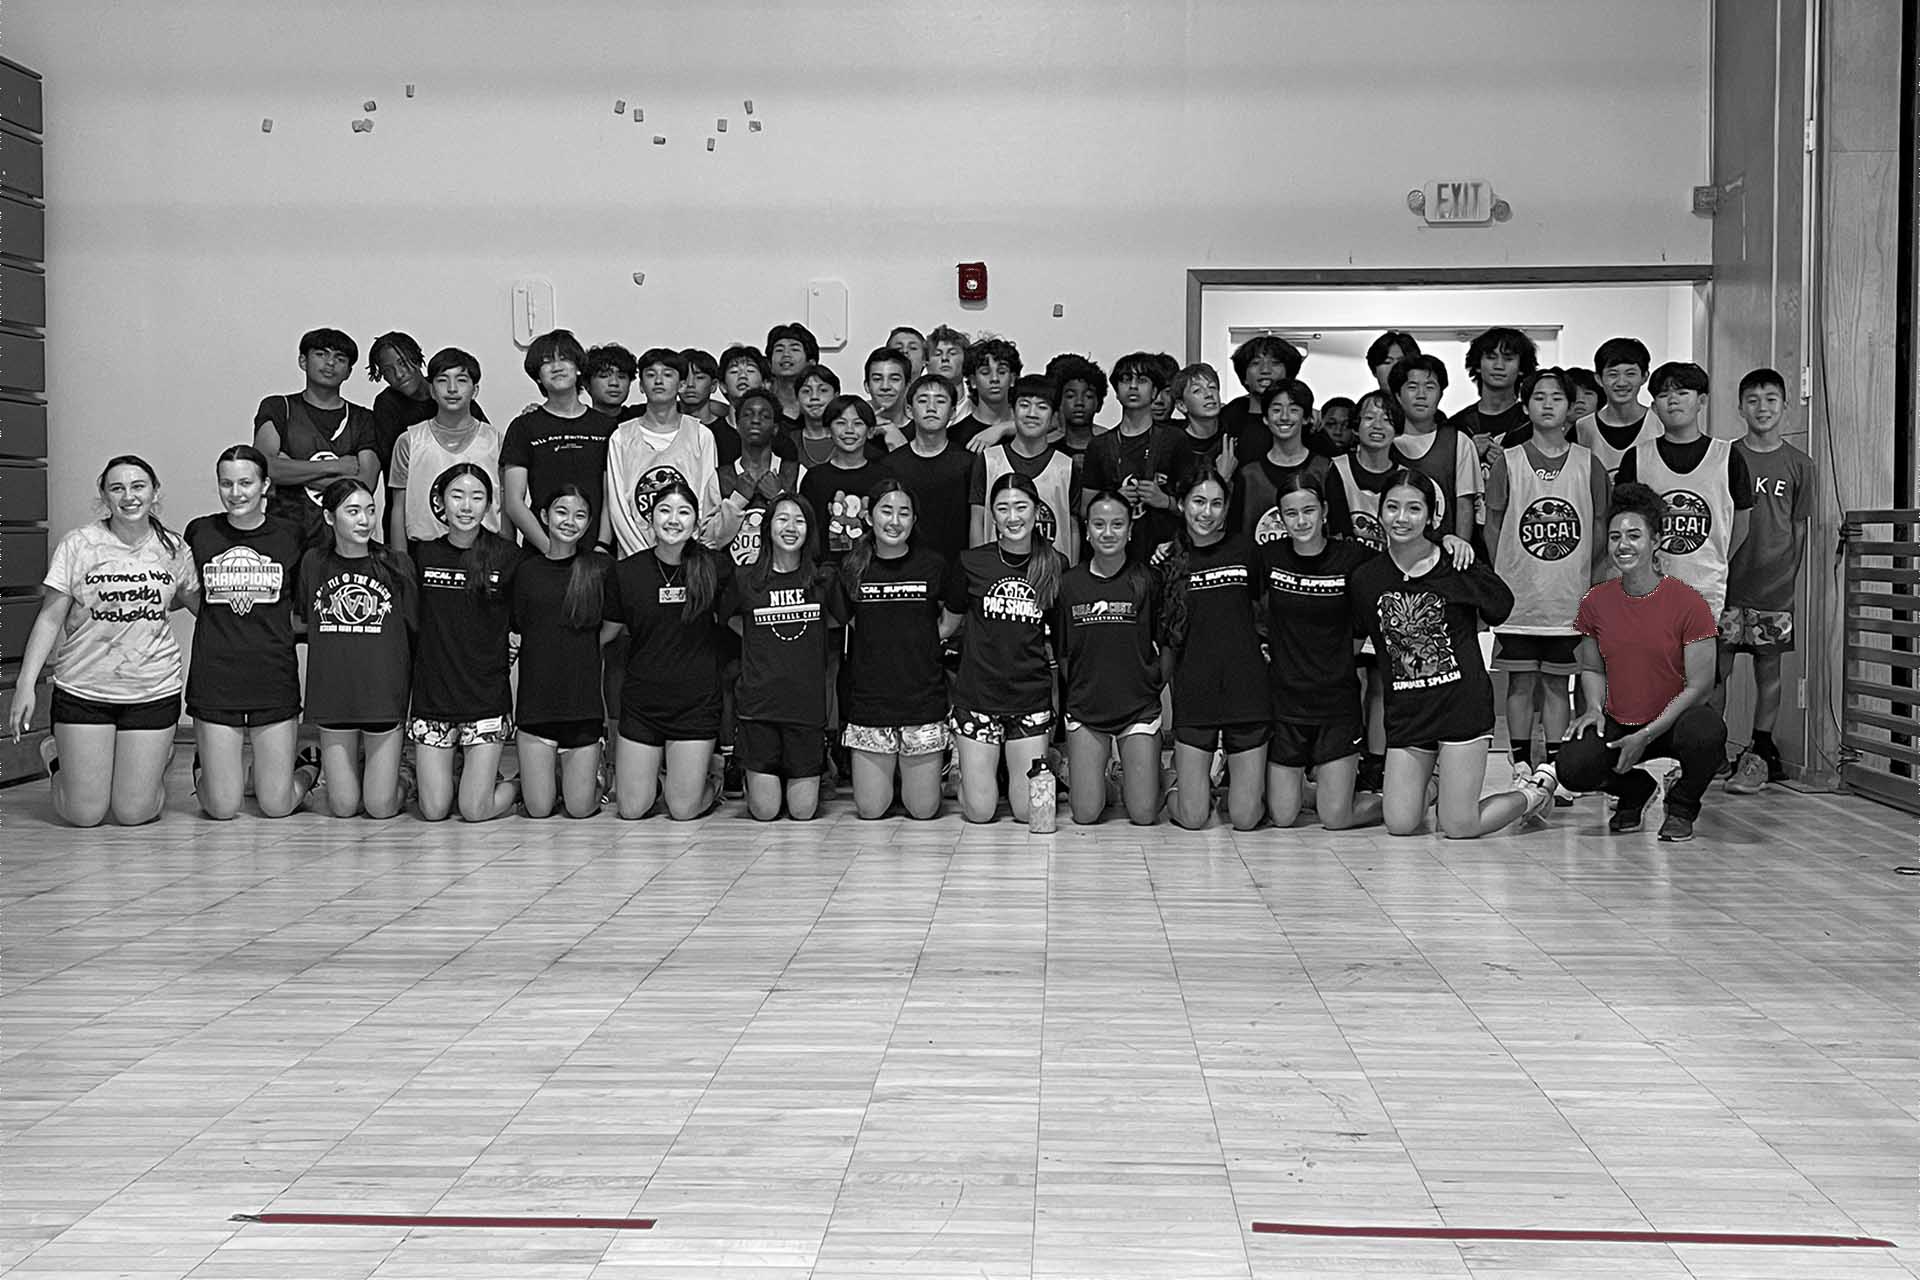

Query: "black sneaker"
<box><xmin>721</xmin><ymin>755</ymin><xmax>744</xmax><ymax>799</ymax></box>
<box><xmin>1608</xmin><ymin>806</ymin><xmax>1644</xmax><ymax>834</ymax></box>
<box><xmin>1658</xmin><ymin>813</ymin><xmax>1695</xmax><ymax>843</ymax></box>
<box><xmin>1760</xmin><ymin>748</ymin><xmax>1787</xmax><ymax>783</ymax></box>
<box><xmin>1714</xmin><ymin>753</ymin><xmax>1738</xmax><ymax>780</ymax></box>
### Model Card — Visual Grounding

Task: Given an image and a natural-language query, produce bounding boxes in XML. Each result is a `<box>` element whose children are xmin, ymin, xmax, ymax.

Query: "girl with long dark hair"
<box><xmin>300</xmin><ymin>477</ymin><xmax>416</xmax><ymax>818</ymax></box>
<box><xmin>512</xmin><ymin>484</ymin><xmax>611</xmax><ymax>819</ymax></box>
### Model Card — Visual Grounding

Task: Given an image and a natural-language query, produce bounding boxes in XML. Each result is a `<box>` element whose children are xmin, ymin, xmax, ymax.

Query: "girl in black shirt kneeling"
<box><xmin>1161</xmin><ymin>471</ymin><xmax>1267</xmax><ymax>830</ymax></box>
<box><xmin>300</xmin><ymin>479</ymin><xmax>415</xmax><ymax>818</ymax></box>
<box><xmin>1257</xmin><ymin>472</ymin><xmax>1380</xmax><ymax>830</ymax></box>
<box><xmin>512</xmin><ymin>484</ymin><xmax>610</xmax><ymax>819</ymax></box>
<box><xmin>942</xmin><ymin>472</ymin><xmax>1066</xmax><ymax>824</ymax></box>
<box><xmin>1057</xmin><ymin>491</ymin><xmax>1162</xmax><ymax>825</ymax></box>
<box><xmin>841</xmin><ymin>479</ymin><xmax>957</xmax><ymax>820</ymax></box>
<box><xmin>184</xmin><ymin>445</ymin><xmax>314</xmax><ymax>820</ymax></box>
<box><xmin>724</xmin><ymin>494</ymin><xmax>847</xmax><ymax>821</ymax></box>
<box><xmin>1349</xmin><ymin>469</ymin><xmax>1556</xmax><ymax>837</ymax></box>
<box><xmin>409</xmin><ymin>464</ymin><xmax>522</xmax><ymax>822</ymax></box>
<box><xmin>603</xmin><ymin>479</ymin><xmax>729</xmax><ymax>821</ymax></box>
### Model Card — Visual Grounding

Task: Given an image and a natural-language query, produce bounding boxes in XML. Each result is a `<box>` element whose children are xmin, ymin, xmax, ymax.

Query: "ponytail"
<box><xmin>559</xmin><ymin>549</ymin><xmax>610</xmax><ymax>629</ymax></box>
<box><xmin>1157</xmin><ymin>470</ymin><xmax>1230</xmax><ymax>652</ymax></box>
<box><xmin>679</xmin><ymin>540</ymin><xmax>719</xmax><ymax>620</ymax></box>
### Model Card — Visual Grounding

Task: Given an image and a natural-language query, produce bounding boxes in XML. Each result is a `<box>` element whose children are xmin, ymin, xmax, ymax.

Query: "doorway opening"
<box><xmin>1186</xmin><ymin>266</ymin><xmax>1712</xmax><ymax>416</ymax></box>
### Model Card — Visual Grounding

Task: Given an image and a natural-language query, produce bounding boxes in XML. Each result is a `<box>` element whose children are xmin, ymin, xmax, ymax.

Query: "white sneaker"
<box><xmin>1517</xmin><ymin>763</ymin><xmax>1558</xmax><ymax>823</ymax></box>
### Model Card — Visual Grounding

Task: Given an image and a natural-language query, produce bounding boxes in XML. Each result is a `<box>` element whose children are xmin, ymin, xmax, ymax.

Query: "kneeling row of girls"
<box><xmin>10</xmin><ymin>446</ymin><xmax>1559</xmax><ymax>835</ymax></box>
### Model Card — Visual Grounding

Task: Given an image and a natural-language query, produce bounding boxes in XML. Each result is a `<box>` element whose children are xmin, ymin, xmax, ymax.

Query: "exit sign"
<box><xmin>1424</xmin><ymin>179</ymin><xmax>1495</xmax><ymax>225</ymax></box>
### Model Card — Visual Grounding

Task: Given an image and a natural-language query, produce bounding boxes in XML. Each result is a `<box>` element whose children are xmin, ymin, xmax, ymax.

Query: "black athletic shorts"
<box><xmin>51</xmin><ymin>687</ymin><xmax>181</xmax><ymax>731</ymax></box>
<box><xmin>190</xmin><ymin>703</ymin><xmax>301</xmax><ymax>728</ymax></box>
<box><xmin>518</xmin><ymin>718</ymin><xmax>603</xmax><ymax>750</ymax></box>
<box><xmin>1267</xmin><ymin>715</ymin><xmax>1365</xmax><ymax>768</ymax></box>
<box><xmin>736</xmin><ymin>719</ymin><xmax>825</xmax><ymax>779</ymax></box>
<box><xmin>1173</xmin><ymin>722</ymin><xmax>1270</xmax><ymax>754</ymax></box>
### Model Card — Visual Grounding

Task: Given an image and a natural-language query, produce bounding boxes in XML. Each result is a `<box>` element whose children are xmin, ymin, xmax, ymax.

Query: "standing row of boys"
<box><xmin>9</xmin><ymin>320</ymin><xmax>1812</xmax><ymax>841</ymax></box>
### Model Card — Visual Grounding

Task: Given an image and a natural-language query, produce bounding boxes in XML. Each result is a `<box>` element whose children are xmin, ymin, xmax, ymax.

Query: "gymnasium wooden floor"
<box><xmin>1</xmin><ymin>762</ymin><xmax>1914</xmax><ymax>1279</ymax></box>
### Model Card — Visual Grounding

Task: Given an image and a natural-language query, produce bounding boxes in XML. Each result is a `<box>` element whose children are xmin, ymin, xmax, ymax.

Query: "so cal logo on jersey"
<box><xmin>634</xmin><ymin>465</ymin><xmax>689</xmax><ymax>523</ymax></box>
<box><xmin>1349</xmin><ymin>510</ymin><xmax>1385</xmax><ymax>550</ymax></box>
<box><xmin>1518</xmin><ymin>497</ymin><xmax>1581</xmax><ymax>561</ymax></box>
<box><xmin>1660</xmin><ymin>490</ymin><xmax>1712</xmax><ymax>554</ymax></box>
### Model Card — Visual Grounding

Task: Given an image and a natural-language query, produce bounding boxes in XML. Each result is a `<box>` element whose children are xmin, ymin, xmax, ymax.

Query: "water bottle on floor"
<box><xmin>1027</xmin><ymin>757</ymin><xmax>1057</xmax><ymax>834</ymax></box>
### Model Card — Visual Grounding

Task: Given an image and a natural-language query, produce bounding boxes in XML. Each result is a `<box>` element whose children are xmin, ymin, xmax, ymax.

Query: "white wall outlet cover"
<box><xmin>806</xmin><ymin>279</ymin><xmax>849</xmax><ymax>349</ymax></box>
<box><xmin>511</xmin><ymin>276</ymin><xmax>556</xmax><ymax>348</ymax></box>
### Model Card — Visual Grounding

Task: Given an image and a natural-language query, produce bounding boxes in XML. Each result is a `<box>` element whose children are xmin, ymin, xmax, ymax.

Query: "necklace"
<box><xmin>997</xmin><ymin>542</ymin><xmax>1030</xmax><ymax>568</ymax></box>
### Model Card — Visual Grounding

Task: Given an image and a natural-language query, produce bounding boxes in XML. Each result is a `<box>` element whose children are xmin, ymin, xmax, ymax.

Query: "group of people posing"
<box><xmin>8</xmin><ymin>319</ymin><xmax>1814</xmax><ymax>843</ymax></box>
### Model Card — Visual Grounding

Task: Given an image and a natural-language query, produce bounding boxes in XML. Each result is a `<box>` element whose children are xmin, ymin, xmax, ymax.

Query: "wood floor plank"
<box><xmin>0</xmin><ymin>767</ymin><xmax>1910</xmax><ymax>1278</ymax></box>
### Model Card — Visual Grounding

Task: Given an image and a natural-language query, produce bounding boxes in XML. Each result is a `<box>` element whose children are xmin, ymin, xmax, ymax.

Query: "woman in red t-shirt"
<box><xmin>1561</xmin><ymin>482</ymin><xmax>1727</xmax><ymax>842</ymax></box>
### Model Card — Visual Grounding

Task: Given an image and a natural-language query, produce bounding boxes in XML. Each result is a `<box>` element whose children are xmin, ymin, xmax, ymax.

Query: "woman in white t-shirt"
<box><xmin>7</xmin><ymin>456</ymin><xmax>197</xmax><ymax>826</ymax></box>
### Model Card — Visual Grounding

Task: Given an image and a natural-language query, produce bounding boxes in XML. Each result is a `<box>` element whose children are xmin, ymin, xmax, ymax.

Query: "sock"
<box><xmin>1753</xmin><ymin>729</ymin><xmax>1778</xmax><ymax>758</ymax></box>
<box><xmin>1512</xmin><ymin>741</ymin><xmax>1534</xmax><ymax>766</ymax></box>
<box><xmin>1543</xmin><ymin>741</ymin><xmax>1560</xmax><ymax>764</ymax></box>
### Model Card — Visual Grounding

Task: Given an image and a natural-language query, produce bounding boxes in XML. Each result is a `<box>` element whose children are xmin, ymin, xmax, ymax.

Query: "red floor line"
<box><xmin>1250</xmin><ymin>1222</ymin><xmax>1895</xmax><ymax>1248</ymax></box>
<box><xmin>235</xmin><ymin>1212</ymin><xmax>654</xmax><ymax>1230</ymax></box>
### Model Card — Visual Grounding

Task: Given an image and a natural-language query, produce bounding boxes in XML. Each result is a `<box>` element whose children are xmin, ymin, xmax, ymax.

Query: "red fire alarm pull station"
<box><xmin>957</xmin><ymin>262</ymin><xmax>987</xmax><ymax>302</ymax></box>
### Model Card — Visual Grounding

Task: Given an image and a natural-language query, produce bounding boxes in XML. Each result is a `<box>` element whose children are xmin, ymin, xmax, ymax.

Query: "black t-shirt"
<box><xmin>299</xmin><ymin>546</ymin><xmax>416</xmax><ymax>723</ymax></box>
<box><xmin>1259</xmin><ymin>537</ymin><xmax>1370</xmax><ymax>724</ymax></box>
<box><xmin>1083</xmin><ymin>424</ymin><xmax>1193</xmax><ymax>559</ymax></box>
<box><xmin>798</xmin><ymin>460</ymin><xmax>887</xmax><ymax>560</ymax></box>
<box><xmin>603</xmin><ymin>550</ymin><xmax>732</xmax><ymax>724</ymax></box>
<box><xmin>1594</xmin><ymin>409</ymin><xmax>1650</xmax><ymax>455</ymax></box>
<box><xmin>1452</xmin><ymin>401</ymin><xmax>1527</xmax><ymax>452</ymax></box>
<box><xmin>1056</xmin><ymin>561</ymin><xmax>1160</xmax><ymax>730</ymax></box>
<box><xmin>720</xmin><ymin>564</ymin><xmax>848</xmax><ymax>727</ymax></box>
<box><xmin>371</xmin><ymin>387</ymin><xmax>487</xmax><ymax>473</ymax></box>
<box><xmin>880</xmin><ymin>440</ymin><xmax>975</xmax><ymax>566</ymax></box>
<box><xmin>1350</xmin><ymin>553</ymin><xmax>1514</xmax><ymax>747</ymax></box>
<box><xmin>509</xmin><ymin>552</ymin><xmax>609</xmax><ymax>724</ymax></box>
<box><xmin>843</xmin><ymin>546</ymin><xmax>952</xmax><ymax>727</ymax></box>
<box><xmin>411</xmin><ymin>536</ymin><xmax>520</xmax><ymax>721</ymax></box>
<box><xmin>1221</xmin><ymin>396</ymin><xmax>1265</xmax><ymax>469</ymax></box>
<box><xmin>949</xmin><ymin>412</ymin><xmax>1006</xmax><ymax>447</ymax></box>
<box><xmin>945</xmin><ymin>545</ymin><xmax>1053</xmax><ymax>715</ymax></box>
<box><xmin>1229</xmin><ymin>453</ymin><xmax>1354</xmax><ymax>545</ymax></box>
<box><xmin>183</xmin><ymin>514</ymin><xmax>304</xmax><ymax>713</ymax></box>
<box><xmin>1614</xmin><ymin>436</ymin><xmax>1756</xmax><ymax>509</ymax></box>
<box><xmin>1165</xmin><ymin>534</ymin><xmax>1265</xmax><ymax>729</ymax></box>
<box><xmin>254</xmin><ymin>393</ymin><xmax>377</xmax><ymax>533</ymax></box>
<box><xmin>1178</xmin><ymin>425</ymin><xmax>1229</xmax><ymax>487</ymax></box>
<box><xmin>500</xmin><ymin>407</ymin><xmax>616</xmax><ymax>526</ymax></box>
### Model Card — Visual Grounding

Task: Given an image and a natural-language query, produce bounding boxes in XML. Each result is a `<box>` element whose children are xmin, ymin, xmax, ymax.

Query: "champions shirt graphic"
<box><xmin>1378</xmin><ymin>589</ymin><xmax>1459</xmax><ymax>690</ymax></box>
<box><xmin>201</xmin><ymin>545</ymin><xmax>285</xmax><ymax>608</ymax></box>
<box><xmin>751</xmin><ymin>586</ymin><xmax>821</xmax><ymax>641</ymax></box>
<box><xmin>1660</xmin><ymin>490</ymin><xmax>1712</xmax><ymax>554</ymax></box>
<box><xmin>1518</xmin><ymin>497</ymin><xmax>1581</xmax><ymax>561</ymax></box>
<box><xmin>313</xmin><ymin>571</ymin><xmax>394</xmax><ymax>634</ymax></box>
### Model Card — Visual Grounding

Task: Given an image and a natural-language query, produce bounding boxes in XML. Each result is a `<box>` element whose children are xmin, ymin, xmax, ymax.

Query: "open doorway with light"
<box><xmin>1186</xmin><ymin>267</ymin><xmax>1712</xmax><ymax>417</ymax></box>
